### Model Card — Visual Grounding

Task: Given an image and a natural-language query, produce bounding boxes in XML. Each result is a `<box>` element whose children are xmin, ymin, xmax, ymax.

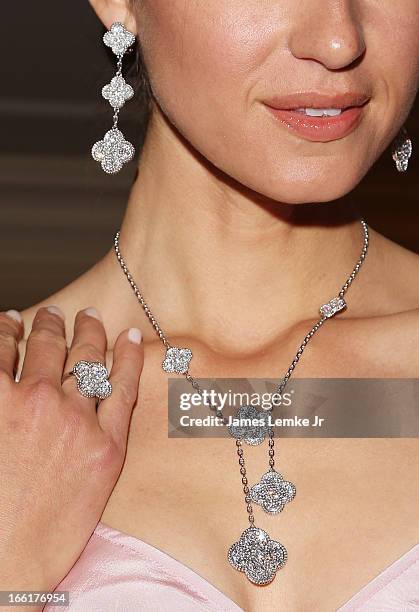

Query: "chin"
<box><xmin>265</xmin><ymin>179</ymin><xmax>362</xmax><ymax>205</ymax></box>
<box><xmin>240</xmin><ymin>155</ymin><xmax>372</xmax><ymax>205</ymax></box>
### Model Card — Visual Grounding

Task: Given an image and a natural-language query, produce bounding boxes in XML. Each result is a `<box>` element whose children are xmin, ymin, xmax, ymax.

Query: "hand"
<box><xmin>0</xmin><ymin>306</ymin><xmax>143</xmax><ymax>594</ymax></box>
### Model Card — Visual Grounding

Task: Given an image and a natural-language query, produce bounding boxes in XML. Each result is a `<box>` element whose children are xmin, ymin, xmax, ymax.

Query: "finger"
<box><xmin>0</xmin><ymin>310</ymin><xmax>24</xmax><ymax>380</ymax></box>
<box><xmin>97</xmin><ymin>327</ymin><xmax>143</xmax><ymax>446</ymax></box>
<box><xmin>62</xmin><ymin>307</ymin><xmax>107</xmax><ymax>406</ymax></box>
<box><xmin>19</xmin><ymin>306</ymin><xmax>67</xmax><ymax>385</ymax></box>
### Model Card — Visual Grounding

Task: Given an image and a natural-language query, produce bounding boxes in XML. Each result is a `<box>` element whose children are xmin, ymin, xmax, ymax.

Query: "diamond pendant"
<box><xmin>319</xmin><ymin>296</ymin><xmax>346</xmax><ymax>318</ymax></box>
<box><xmin>228</xmin><ymin>405</ymin><xmax>271</xmax><ymax>445</ymax></box>
<box><xmin>102</xmin><ymin>74</ymin><xmax>134</xmax><ymax>110</ymax></box>
<box><xmin>103</xmin><ymin>22</ymin><xmax>136</xmax><ymax>56</ymax></box>
<box><xmin>162</xmin><ymin>347</ymin><xmax>193</xmax><ymax>374</ymax></box>
<box><xmin>392</xmin><ymin>131</ymin><xmax>413</xmax><ymax>172</ymax></box>
<box><xmin>91</xmin><ymin>127</ymin><xmax>135</xmax><ymax>174</ymax></box>
<box><xmin>250</xmin><ymin>470</ymin><xmax>296</xmax><ymax>514</ymax></box>
<box><xmin>228</xmin><ymin>526</ymin><xmax>287</xmax><ymax>585</ymax></box>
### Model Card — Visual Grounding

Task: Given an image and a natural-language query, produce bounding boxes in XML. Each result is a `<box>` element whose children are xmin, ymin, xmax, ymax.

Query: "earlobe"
<box><xmin>88</xmin><ymin>0</ymin><xmax>137</xmax><ymax>35</ymax></box>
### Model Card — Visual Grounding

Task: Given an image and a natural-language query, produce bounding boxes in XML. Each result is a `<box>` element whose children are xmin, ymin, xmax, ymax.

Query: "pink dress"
<box><xmin>47</xmin><ymin>521</ymin><xmax>419</xmax><ymax>611</ymax></box>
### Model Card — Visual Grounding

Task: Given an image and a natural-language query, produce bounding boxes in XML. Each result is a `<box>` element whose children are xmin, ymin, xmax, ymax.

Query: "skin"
<box><xmin>1</xmin><ymin>0</ymin><xmax>419</xmax><ymax>609</ymax></box>
<box><xmin>0</xmin><ymin>308</ymin><xmax>144</xmax><ymax>612</ymax></box>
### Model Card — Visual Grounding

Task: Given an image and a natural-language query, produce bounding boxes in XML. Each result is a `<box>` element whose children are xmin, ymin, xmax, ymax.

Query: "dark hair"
<box><xmin>125</xmin><ymin>38</ymin><xmax>152</xmax><ymax>117</ymax></box>
<box><xmin>125</xmin><ymin>1</ymin><xmax>151</xmax><ymax>107</ymax></box>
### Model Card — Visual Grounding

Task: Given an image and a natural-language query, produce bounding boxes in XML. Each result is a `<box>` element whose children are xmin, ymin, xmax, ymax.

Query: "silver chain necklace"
<box><xmin>113</xmin><ymin>219</ymin><xmax>369</xmax><ymax>586</ymax></box>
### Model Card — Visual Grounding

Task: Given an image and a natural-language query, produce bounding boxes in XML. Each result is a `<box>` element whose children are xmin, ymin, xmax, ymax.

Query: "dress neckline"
<box><xmin>94</xmin><ymin>520</ymin><xmax>244</xmax><ymax>610</ymax></box>
<box><xmin>94</xmin><ymin>520</ymin><xmax>419</xmax><ymax>611</ymax></box>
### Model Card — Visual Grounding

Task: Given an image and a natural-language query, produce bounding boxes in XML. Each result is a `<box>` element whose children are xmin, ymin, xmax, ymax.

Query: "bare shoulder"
<box><xmin>323</xmin><ymin>228</ymin><xmax>419</xmax><ymax>376</ymax></box>
<box><xmin>14</xmin><ymin>258</ymin><xmax>112</xmax><ymax>377</ymax></box>
<box><xmin>17</xmin><ymin>257</ymin><xmax>110</xmax><ymax>342</ymax></box>
<box><xmin>368</xmin><ymin>229</ymin><xmax>419</xmax><ymax>353</ymax></box>
<box><xmin>368</xmin><ymin>227</ymin><xmax>419</xmax><ymax>311</ymax></box>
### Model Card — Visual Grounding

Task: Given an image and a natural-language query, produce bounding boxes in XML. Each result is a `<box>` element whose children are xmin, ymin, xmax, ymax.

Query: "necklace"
<box><xmin>113</xmin><ymin>219</ymin><xmax>369</xmax><ymax>585</ymax></box>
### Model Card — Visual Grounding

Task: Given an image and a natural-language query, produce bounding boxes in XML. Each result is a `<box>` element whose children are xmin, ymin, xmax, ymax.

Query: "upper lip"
<box><xmin>264</xmin><ymin>91</ymin><xmax>370</xmax><ymax>110</ymax></box>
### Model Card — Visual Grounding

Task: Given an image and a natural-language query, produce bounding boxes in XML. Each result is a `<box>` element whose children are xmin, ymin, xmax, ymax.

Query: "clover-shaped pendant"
<box><xmin>319</xmin><ymin>296</ymin><xmax>346</xmax><ymax>318</ymax></box>
<box><xmin>102</xmin><ymin>75</ymin><xmax>134</xmax><ymax>110</ymax></box>
<box><xmin>162</xmin><ymin>347</ymin><xmax>193</xmax><ymax>375</ymax></box>
<box><xmin>228</xmin><ymin>405</ymin><xmax>271</xmax><ymax>445</ymax></box>
<box><xmin>73</xmin><ymin>360</ymin><xmax>112</xmax><ymax>400</ymax></box>
<box><xmin>91</xmin><ymin>127</ymin><xmax>135</xmax><ymax>174</ymax></box>
<box><xmin>250</xmin><ymin>470</ymin><xmax>296</xmax><ymax>514</ymax></box>
<box><xmin>228</xmin><ymin>526</ymin><xmax>287</xmax><ymax>585</ymax></box>
<box><xmin>103</xmin><ymin>22</ymin><xmax>135</xmax><ymax>56</ymax></box>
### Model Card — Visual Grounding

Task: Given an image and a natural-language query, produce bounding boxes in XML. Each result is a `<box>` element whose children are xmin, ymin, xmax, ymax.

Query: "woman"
<box><xmin>1</xmin><ymin>0</ymin><xmax>418</xmax><ymax>610</ymax></box>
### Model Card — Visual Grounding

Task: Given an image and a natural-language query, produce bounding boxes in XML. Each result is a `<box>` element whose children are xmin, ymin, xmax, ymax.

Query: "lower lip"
<box><xmin>264</xmin><ymin>105</ymin><xmax>365</xmax><ymax>142</ymax></box>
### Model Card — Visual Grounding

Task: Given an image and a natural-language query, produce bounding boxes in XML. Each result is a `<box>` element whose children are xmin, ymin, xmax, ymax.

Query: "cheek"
<box><xmin>137</xmin><ymin>1</ymin><xmax>419</xmax><ymax>205</ymax></box>
<box><xmin>138</xmin><ymin>1</ymin><xmax>280</xmax><ymax>137</ymax></box>
<box><xmin>365</xmin><ymin>5</ymin><xmax>419</xmax><ymax>132</ymax></box>
<box><xmin>138</xmin><ymin>1</ymin><xmax>275</xmax><ymax>108</ymax></box>
<box><xmin>138</xmin><ymin>2</ymin><xmax>301</xmax><ymax>195</ymax></box>
<box><xmin>385</xmin><ymin>34</ymin><xmax>419</xmax><ymax>124</ymax></box>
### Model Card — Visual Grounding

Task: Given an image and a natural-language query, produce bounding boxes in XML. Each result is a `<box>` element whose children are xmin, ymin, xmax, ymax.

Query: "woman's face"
<box><xmin>131</xmin><ymin>0</ymin><xmax>419</xmax><ymax>204</ymax></box>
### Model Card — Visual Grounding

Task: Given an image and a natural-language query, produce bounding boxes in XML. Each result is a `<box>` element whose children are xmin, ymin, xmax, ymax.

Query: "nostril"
<box><xmin>288</xmin><ymin>12</ymin><xmax>366</xmax><ymax>72</ymax></box>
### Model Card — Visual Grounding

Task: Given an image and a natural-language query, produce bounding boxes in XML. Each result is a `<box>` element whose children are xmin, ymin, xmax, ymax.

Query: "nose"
<box><xmin>288</xmin><ymin>0</ymin><xmax>366</xmax><ymax>70</ymax></box>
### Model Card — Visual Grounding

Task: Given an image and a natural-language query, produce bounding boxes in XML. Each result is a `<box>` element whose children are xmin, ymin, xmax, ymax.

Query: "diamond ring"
<box><xmin>62</xmin><ymin>360</ymin><xmax>112</xmax><ymax>401</ymax></box>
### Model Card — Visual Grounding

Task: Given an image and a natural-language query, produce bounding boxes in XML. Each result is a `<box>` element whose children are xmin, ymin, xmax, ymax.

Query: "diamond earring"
<box><xmin>91</xmin><ymin>22</ymin><xmax>136</xmax><ymax>174</ymax></box>
<box><xmin>391</xmin><ymin>126</ymin><xmax>413</xmax><ymax>172</ymax></box>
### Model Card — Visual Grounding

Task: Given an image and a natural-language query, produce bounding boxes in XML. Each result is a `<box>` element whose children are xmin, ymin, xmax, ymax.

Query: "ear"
<box><xmin>88</xmin><ymin>0</ymin><xmax>137</xmax><ymax>34</ymax></box>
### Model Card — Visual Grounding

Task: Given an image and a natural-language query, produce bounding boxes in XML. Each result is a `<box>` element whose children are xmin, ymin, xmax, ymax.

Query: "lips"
<box><xmin>263</xmin><ymin>91</ymin><xmax>370</xmax><ymax>142</ymax></box>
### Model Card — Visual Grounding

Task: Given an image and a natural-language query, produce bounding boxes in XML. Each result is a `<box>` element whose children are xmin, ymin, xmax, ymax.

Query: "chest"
<box><xmin>101</xmin><ymin>369</ymin><xmax>419</xmax><ymax>611</ymax></box>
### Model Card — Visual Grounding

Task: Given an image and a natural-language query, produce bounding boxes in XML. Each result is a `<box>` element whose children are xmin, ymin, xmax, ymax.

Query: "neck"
<box><xmin>101</xmin><ymin>105</ymin><xmax>366</xmax><ymax>354</ymax></box>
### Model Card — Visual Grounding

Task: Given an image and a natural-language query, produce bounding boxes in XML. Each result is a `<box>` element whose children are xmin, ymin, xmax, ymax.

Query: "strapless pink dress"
<box><xmin>46</xmin><ymin>521</ymin><xmax>419</xmax><ymax>611</ymax></box>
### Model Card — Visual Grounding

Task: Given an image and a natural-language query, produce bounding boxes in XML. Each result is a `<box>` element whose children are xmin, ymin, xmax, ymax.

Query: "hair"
<box><xmin>127</xmin><ymin>40</ymin><xmax>152</xmax><ymax>113</ymax></box>
<box><xmin>126</xmin><ymin>0</ymin><xmax>152</xmax><ymax>117</ymax></box>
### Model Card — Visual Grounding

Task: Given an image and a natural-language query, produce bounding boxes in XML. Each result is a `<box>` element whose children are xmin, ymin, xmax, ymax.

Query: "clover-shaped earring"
<box><xmin>392</xmin><ymin>128</ymin><xmax>413</xmax><ymax>172</ymax></box>
<box><xmin>228</xmin><ymin>526</ymin><xmax>287</xmax><ymax>585</ymax></box>
<box><xmin>102</xmin><ymin>75</ymin><xmax>134</xmax><ymax>110</ymax></box>
<box><xmin>72</xmin><ymin>360</ymin><xmax>112</xmax><ymax>400</ymax></box>
<box><xmin>228</xmin><ymin>405</ymin><xmax>271</xmax><ymax>445</ymax></box>
<box><xmin>103</xmin><ymin>22</ymin><xmax>135</xmax><ymax>56</ymax></box>
<box><xmin>92</xmin><ymin>22</ymin><xmax>136</xmax><ymax>174</ymax></box>
<box><xmin>162</xmin><ymin>347</ymin><xmax>193</xmax><ymax>375</ymax></box>
<box><xmin>91</xmin><ymin>128</ymin><xmax>135</xmax><ymax>174</ymax></box>
<box><xmin>250</xmin><ymin>470</ymin><xmax>296</xmax><ymax>514</ymax></box>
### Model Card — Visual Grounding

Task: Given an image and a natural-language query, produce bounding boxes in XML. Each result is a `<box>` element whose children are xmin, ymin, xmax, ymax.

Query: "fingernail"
<box><xmin>84</xmin><ymin>307</ymin><xmax>102</xmax><ymax>321</ymax></box>
<box><xmin>5</xmin><ymin>309</ymin><xmax>22</xmax><ymax>323</ymax></box>
<box><xmin>46</xmin><ymin>305</ymin><xmax>65</xmax><ymax>320</ymax></box>
<box><xmin>128</xmin><ymin>327</ymin><xmax>142</xmax><ymax>344</ymax></box>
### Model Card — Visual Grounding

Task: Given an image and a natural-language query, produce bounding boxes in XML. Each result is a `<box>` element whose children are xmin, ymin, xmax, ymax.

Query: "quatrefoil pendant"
<box><xmin>91</xmin><ymin>127</ymin><xmax>135</xmax><ymax>174</ymax></box>
<box><xmin>250</xmin><ymin>470</ymin><xmax>296</xmax><ymax>514</ymax></box>
<box><xmin>162</xmin><ymin>347</ymin><xmax>193</xmax><ymax>374</ymax></box>
<box><xmin>228</xmin><ymin>526</ymin><xmax>287</xmax><ymax>585</ymax></box>
<box><xmin>103</xmin><ymin>22</ymin><xmax>135</xmax><ymax>56</ymax></box>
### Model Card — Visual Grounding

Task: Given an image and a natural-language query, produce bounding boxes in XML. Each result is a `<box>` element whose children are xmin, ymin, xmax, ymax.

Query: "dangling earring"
<box><xmin>391</xmin><ymin>126</ymin><xmax>413</xmax><ymax>172</ymax></box>
<box><xmin>91</xmin><ymin>22</ymin><xmax>136</xmax><ymax>174</ymax></box>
